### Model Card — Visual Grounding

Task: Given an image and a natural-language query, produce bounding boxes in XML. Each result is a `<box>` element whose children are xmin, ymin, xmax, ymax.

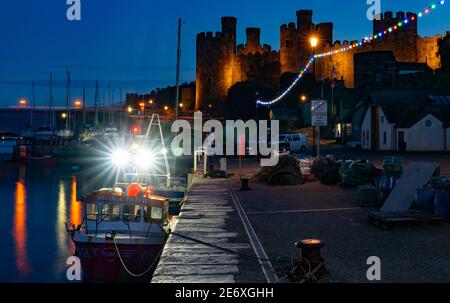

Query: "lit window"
<box><xmin>123</xmin><ymin>204</ymin><xmax>142</xmax><ymax>222</ymax></box>
<box><xmin>102</xmin><ymin>204</ymin><xmax>120</xmax><ymax>221</ymax></box>
<box><xmin>143</xmin><ymin>206</ymin><xmax>163</xmax><ymax>222</ymax></box>
<box><xmin>86</xmin><ymin>203</ymin><xmax>98</xmax><ymax>221</ymax></box>
<box><xmin>151</xmin><ymin>207</ymin><xmax>163</xmax><ymax>220</ymax></box>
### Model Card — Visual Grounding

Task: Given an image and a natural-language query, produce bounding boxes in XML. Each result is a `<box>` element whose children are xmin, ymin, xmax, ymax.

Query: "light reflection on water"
<box><xmin>13</xmin><ymin>178</ymin><xmax>31</xmax><ymax>277</ymax></box>
<box><xmin>1</xmin><ymin>162</ymin><xmax>108</xmax><ymax>282</ymax></box>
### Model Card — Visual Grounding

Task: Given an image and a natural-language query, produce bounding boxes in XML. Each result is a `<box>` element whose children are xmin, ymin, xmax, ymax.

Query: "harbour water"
<box><xmin>0</xmin><ymin>160</ymin><xmax>115</xmax><ymax>282</ymax></box>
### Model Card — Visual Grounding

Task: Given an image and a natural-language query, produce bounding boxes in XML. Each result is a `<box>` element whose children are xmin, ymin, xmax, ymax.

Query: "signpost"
<box><xmin>311</xmin><ymin>100</ymin><xmax>328</xmax><ymax>156</ymax></box>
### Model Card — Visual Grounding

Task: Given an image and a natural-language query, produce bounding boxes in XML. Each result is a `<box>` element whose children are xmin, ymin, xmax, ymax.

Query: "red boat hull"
<box><xmin>74</xmin><ymin>241</ymin><xmax>163</xmax><ymax>282</ymax></box>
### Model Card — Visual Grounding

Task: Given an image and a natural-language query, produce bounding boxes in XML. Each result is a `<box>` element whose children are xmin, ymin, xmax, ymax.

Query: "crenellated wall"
<box><xmin>196</xmin><ymin>18</ymin><xmax>281</xmax><ymax>111</ymax></box>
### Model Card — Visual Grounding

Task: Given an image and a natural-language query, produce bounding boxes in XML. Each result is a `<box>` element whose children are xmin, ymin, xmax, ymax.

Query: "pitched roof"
<box><xmin>365</xmin><ymin>89</ymin><xmax>450</xmax><ymax>128</ymax></box>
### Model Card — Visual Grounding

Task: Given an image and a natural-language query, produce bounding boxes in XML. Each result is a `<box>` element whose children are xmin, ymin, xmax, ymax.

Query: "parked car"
<box><xmin>277</xmin><ymin>134</ymin><xmax>308</xmax><ymax>153</ymax></box>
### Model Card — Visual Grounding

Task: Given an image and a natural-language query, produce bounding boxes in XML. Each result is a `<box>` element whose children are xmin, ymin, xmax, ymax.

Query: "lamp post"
<box><xmin>310</xmin><ymin>37</ymin><xmax>318</xmax><ymax>157</ymax></box>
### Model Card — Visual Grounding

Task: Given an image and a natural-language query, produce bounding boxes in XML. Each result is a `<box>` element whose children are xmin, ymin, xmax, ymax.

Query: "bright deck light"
<box><xmin>136</xmin><ymin>149</ymin><xmax>155</xmax><ymax>169</ymax></box>
<box><xmin>111</xmin><ymin>149</ymin><xmax>129</xmax><ymax>167</ymax></box>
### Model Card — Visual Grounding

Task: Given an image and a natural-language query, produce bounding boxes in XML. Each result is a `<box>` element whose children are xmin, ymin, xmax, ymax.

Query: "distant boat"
<box><xmin>22</xmin><ymin>126</ymin><xmax>56</xmax><ymax>142</ymax></box>
<box><xmin>0</xmin><ymin>132</ymin><xmax>18</xmax><ymax>155</ymax></box>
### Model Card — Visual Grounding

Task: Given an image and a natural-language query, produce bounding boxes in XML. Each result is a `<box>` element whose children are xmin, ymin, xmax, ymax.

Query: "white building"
<box><xmin>357</xmin><ymin>90</ymin><xmax>450</xmax><ymax>152</ymax></box>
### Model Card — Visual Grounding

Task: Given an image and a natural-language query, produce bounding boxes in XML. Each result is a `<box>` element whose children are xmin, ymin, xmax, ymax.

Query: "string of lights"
<box><xmin>257</xmin><ymin>0</ymin><xmax>446</xmax><ymax>106</ymax></box>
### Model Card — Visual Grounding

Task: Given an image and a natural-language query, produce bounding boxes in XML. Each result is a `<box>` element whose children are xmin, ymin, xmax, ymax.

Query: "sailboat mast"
<box><xmin>175</xmin><ymin>17</ymin><xmax>182</xmax><ymax>121</ymax></box>
<box><xmin>30</xmin><ymin>82</ymin><xmax>35</xmax><ymax>131</ymax></box>
<box><xmin>49</xmin><ymin>73</ymin><xmax>54</xmax><ymax>129</ymax></box>
<box><xmin>66</xmin><ymin>66</ymin><xmax>71</xmax><ymax>130</ymax></box>
<box><xmin>82</xmin><ymin>87</ymin><xmax>86</xmax><ymax>125</ymax></box>
<box><xmin>94</xmin><ymin>81</ymin><xmax>99</xmax><ymax>128</ymax></box>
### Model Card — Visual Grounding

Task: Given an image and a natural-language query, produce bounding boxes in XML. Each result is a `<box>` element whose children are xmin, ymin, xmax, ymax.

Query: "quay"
<box><xmin>151</xmin><ymin>177</ymin><xmax>273</xmax><ymax>283</ymax></box>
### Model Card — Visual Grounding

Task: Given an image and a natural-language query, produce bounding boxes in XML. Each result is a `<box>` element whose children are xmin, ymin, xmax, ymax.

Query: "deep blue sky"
<box><xmin>0</xmin><ymin>0</ymin><xmax>448</xmax><ymax>107</ymax></box>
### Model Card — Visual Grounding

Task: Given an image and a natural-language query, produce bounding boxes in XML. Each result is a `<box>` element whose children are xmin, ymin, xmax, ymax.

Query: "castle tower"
<box><xmin>316</xmin><ymin>22</ymin><xmax>333</xmax><ymax>46</ymax></box>
<box><xmin>195</xmin><ymin>17</ymin><xmax>237</xmax><ymax>111</ymax></box>
<box><xmin>297</xmin><ymin>10</ymin><xmax>313</xmax><ymax>32</ymax></box>
<box><xmin>372</xmin><ymin>11</ymin><xmax>418</xmax><ymax>62</ymax></box>
<box><xmin>280</xmin><ymin>10</ymin><xmax>325</xmax><ymax>74</ymax></box>
<box><xmin>222</xmin><ymin>17</ymin><xmax>237</xmax><ymax>53</ymax></box>
<box><xmin>245</xmin><ymin>28</ymin><xmax>261</xmax><ymax>54</ymax></box>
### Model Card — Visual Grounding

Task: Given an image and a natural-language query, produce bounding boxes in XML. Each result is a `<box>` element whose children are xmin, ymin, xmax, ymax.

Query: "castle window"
<box><xmin>207</xmin><ymin>77</ymin><xmax>213</xmax><ymax>86</ymax></box>
<box><xmin>285</xmin><ymin>40</ymin><xmax>291</xmax><ymax>48</ymax></box>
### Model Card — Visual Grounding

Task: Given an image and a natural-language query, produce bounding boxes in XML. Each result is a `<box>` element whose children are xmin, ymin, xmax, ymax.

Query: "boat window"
<box><xmin>123</xmin><ymin>204</ymin><xmax>142</xmax><ymax>222</ymax></box>
<box><xmin>151</xmin><ymin>207</ymin><xmax>163</xmax><ymax>221</ymax></box>
<box><xmin>86</xmin><ymin>203</ymin><xmax>98</xmax><ymax>221</ymax></box>
<box><xmin>143</xmin><ymin>206</ymin><xmax>163</xmax><ymax>222</ymax></box>
<box><xmin>101</xmin><ymin>204</ymin><xmax>120</xmax><ymax>221</ymax></box>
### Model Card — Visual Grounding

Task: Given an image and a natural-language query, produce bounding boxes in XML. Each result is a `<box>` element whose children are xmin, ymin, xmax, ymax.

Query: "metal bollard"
<box><xmin>240</xmin><ymin>176</ymin><xmax>250</xmax><ymax>191</ymax></box>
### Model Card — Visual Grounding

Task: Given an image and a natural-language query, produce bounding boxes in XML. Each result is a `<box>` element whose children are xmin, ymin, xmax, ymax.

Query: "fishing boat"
<box><xmin>68</xmin><ymin>186</ymin><xmax>171</xmax><ymax>282</ymax></box>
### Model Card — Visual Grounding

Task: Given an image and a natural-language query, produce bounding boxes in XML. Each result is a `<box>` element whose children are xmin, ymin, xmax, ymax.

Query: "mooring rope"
<box><xmin>112</xmin><ymin>235</ymin><xmax>164</xmax><ymax>278</ymax></box>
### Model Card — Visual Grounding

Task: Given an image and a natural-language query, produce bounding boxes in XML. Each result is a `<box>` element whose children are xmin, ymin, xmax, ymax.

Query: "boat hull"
<box><xmin>74</xmin><ymin>240</ymin><xmax>163</xmax><ymax>282</ymax></box>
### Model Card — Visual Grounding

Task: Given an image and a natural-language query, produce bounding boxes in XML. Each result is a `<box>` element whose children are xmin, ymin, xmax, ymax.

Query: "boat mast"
<box><xmin>49</xmin><ymin>73</ymin><xmax>54</xmax><ymax>129</ymax></box>
<box><xmin>82</xmin><ymin>86</ymin><xmax>86</xmax><ymax>125</ymax></box>
<box><xmin>94</xmin><ymin>81</ymin><xmax>99</xmax><ymax>128</ymax></box>
<box><xmin>175</xmin><ymin>17</ymin><xmax>182</xmax><ymax>121</ymax></box>
<box><xmin>108</xmin><ymin>84</ymin><xmax>112</xmax><ymax>125</ymax></box>
<box><xmin>30</xmin><ymin>82</ymin><xmax>35</xmax><ymax>131</ymax></box>
<box><xmin>66</xmin><ymin>66</ymin><xmax>71</xmax><ymax>130</ymax></box>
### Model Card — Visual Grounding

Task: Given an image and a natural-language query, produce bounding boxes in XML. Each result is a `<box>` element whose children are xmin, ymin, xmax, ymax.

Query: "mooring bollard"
<box><xmin>295</xmin><ymin>239</ymin><xmax>329</xmax><ymax>279</ymax></box>
<box><xmin>240</xmin><ymin>176</ymin><xmax>250</xmax><ymax>191</ymax></box>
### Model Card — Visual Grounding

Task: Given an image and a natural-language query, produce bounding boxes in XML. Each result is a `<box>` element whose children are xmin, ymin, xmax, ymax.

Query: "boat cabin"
<box><xmin>82</xmin><ymin>190</ymin><xmax>169</xmax><ymax>236</ymax></box>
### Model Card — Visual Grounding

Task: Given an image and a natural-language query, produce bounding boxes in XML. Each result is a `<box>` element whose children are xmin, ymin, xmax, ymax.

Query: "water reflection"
<box><xmin>13</xmin><ymin>178</ymin><xmax>31</xmax><ymax>277</ymax></box>
<box><xmin>70</xmin><ymin>176</ymin><xmax>82</xmax><ymax>227</ymax></box>
<box><xmin>56</xmin><ymin>176</ymin><xmax>83</xmax><ymax>256</ymax></box>
<box><xmin>56</xmin><ymin>180</ymin><xmax>68</xmax><ymax>258</ymax></box>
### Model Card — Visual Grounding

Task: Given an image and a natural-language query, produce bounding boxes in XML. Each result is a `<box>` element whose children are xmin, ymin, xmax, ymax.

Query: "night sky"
<box><xmin>0</xmin><ymin>0</ymin><xmax>449</xmax><ymax>107</ymax></box>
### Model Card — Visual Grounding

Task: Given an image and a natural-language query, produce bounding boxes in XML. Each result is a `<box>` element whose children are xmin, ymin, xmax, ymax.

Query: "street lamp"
<box><xmin>127</xmin><ymin>106</ymin><xmax>133</xmax><ymax>113</ymax></box>
<box><xmin>164</xmin><ymin>106</ymin><xmax>169</xmax><ymax>111</ymax></box>
<box><xmin>61</xmin><ymin>112</ymin><xmax>67</xmax><ymax>119</ymax></box>
<box><xmin>19</xmin><ymin>99</ymin><xmax>27</xmax><ymax>106</ymax></box>
<box><xmin>300</xmin><ymin>95</ymin><xmax>307</xmax><ymax>103</ymax></box>
<box><xmin>310</xmin><ymin>36</ymin><xmax>318</xmax><ymax>157</ymax></box>
<box><xmin>148</xmin><ymin>99</ymin><xmax>154</xmax><ymax>105</ymax></box>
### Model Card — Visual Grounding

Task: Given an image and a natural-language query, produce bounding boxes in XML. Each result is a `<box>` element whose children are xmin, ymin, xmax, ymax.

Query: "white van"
<box><xmin>278</xmin><ymin>134</ymin><xmax>308</xmax><ymax>152</ymax></box>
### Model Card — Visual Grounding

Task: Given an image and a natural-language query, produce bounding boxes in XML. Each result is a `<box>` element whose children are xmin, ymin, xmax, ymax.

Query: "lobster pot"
<box><xmin>415</xmin><ymin>188</ymin><xmax>436</xmax><ymax>214</ymax></box>
<box><xmin>357</xmin><ymin>185</ymin><xmax>380</xmax><ymax>207</ymax></box>
<box><xmin>383</xmin><ymin>156</ymin><xmax>404</xmax><ymax>178</ymax></box>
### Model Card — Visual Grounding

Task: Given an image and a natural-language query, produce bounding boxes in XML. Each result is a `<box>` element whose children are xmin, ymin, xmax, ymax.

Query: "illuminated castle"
<box><xmin>195</xmin><ymin>10</ymin><xmax>445</xmax><ymax>111</ymax></box>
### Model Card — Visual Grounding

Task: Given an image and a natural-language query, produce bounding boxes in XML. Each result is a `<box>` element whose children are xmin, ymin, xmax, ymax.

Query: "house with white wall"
<box><xmin>357</xmin><ymin>90</ymin><xmax>450</xmax><ymax>152</ymax></box>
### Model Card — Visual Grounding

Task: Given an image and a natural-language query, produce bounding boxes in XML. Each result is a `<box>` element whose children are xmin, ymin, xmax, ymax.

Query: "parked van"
<box><xmin>278</xmin><ymin>134</ymin><xmax>307</xmax><ymax>152</ymax></box>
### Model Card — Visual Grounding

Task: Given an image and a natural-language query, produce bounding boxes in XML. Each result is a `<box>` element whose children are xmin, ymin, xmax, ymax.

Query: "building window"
<box><xmin>381</xmin><ymin>115</ymin><xmax>385</xmax><ymax>124</ymax></box>
<box><xmin>383</xmin><ymin>132</ymin><xmax>387</xmax><ymax>144</ymax></box>
<box><xmin>425</xmin><ymin>120</ymin><xmax>432</xmax><ymax>127</ymax></box>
